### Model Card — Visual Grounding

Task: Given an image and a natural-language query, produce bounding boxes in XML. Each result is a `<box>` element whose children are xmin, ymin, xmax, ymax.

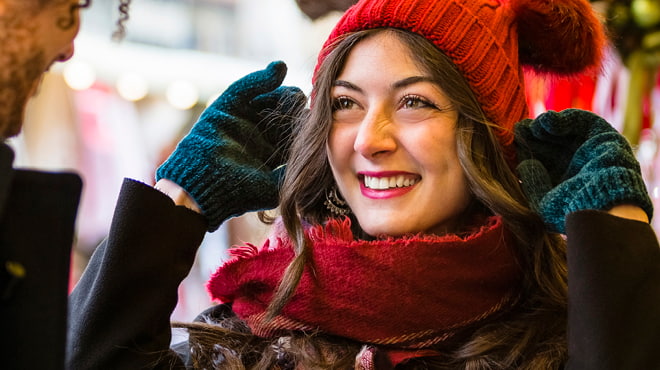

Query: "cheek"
<box><xmin>327</xmin><ymin>125</ymin><xmax>356</xmax><ymax>170</ymax></box>
<box><xmin>406</xmin><ymin>126</ymin><xmax>460</xmax><ymax>166</ymax></box>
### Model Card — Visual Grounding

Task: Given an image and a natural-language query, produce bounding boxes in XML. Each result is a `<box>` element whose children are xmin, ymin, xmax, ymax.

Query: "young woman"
<box><xmin>67</xmin><ymin>0</ymin><xmax>659</xmax><ymax>369</ymax></box>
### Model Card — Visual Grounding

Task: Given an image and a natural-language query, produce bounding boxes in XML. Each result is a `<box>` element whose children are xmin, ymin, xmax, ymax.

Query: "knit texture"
<box><xmin>208</xmin><ymin>216</ymin><xmax>522</xmax><ymax>357</ymax></box>
<box><xmin>515</xmin><ymin>109</ymin><xmax>654</xmax><ymax>233</ymax></box>
<box><xmin>156</xmin><ymin>61</ymin><xmax>306</xmax><ymax>231</ymax></box>
<box><xmin>313</xmin><ymin>0</ymin><xmax>607</xmax><ymax>160</ymax></box>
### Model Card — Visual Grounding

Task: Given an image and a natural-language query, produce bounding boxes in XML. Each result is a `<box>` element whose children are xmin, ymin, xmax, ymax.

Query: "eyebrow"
<box><xmin>333</xmin><ymin>80</ymin><xmax>362</xmax><ymax>92</ymax></box>
<box><xmin>392</xmin><ymin>76</ymin><xmax>435</xmax><ymax>89</ymax></box>
<box><xmin>332</xmin><ymin>76</ymin><xmax>436</xmax><ymax>92</ymax></box>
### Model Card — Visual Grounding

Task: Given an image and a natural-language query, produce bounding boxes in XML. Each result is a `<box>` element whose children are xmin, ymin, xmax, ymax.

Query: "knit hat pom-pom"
<box><xmin>512</xmin><ymin>0</ymin><xmax>607</xmax><ymax>76</ymax></box>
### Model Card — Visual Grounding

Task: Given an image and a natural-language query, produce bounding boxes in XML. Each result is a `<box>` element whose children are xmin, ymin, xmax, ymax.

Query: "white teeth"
<box><xmin>378</xmin><ymin>178</ymin><xmax>389</xmax><ymax>189</ymax></box>
<box><xmin>364</xmin><ymin>175</ymin><xmax>417</xmax><ymax>190</ymax></box>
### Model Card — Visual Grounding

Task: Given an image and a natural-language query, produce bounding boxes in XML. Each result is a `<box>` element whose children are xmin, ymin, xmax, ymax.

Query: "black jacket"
<box><xmin>0</xmin><ymin>143</ymin><xmax>82</xmax><ymax>370</ymax></box>
<box><xmin>67</xmin><ymin>178</ymin><xmax>660</xmax><ymax>369</ymax></box>
<box><xmin>67</xmin><ymin>179</ymin><xmax>206</xmax><ymax>369</ymax></box>
<box><xmin>565</xmin><ymin>210</ymin><xmax>660</xmax><ymax>369</ymax></box>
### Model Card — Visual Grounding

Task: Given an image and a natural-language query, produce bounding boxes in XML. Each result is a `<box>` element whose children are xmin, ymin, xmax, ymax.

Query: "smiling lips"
<box><xmin>359</xmin><ymin>172</ymin><xmax>419</xmax><ymax>199</ymax></box>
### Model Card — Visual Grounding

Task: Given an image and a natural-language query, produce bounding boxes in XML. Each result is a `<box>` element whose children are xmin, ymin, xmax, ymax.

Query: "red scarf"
<box><xmin>207</xmin><ymin>216</ymin><xmax>522</xmax><ymax>361</ymax></box>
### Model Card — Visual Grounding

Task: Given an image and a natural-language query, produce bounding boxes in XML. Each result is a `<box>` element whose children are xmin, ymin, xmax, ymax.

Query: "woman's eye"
<box><xmin>401</xmin><ymin>95</ymin><xmax>434</xmax><ymax>109</ymax></box>
<box><xmin>332</xmin><ymin>96</ymin><xmax>355</xmax><ymax>111</ymax></box>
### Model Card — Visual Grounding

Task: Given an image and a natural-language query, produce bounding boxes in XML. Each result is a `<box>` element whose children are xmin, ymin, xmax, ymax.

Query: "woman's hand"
<box><xmin>514</xmin><ymin>109</ymin><xmax>653</xmax><ymax>233</ymax></box>
<box><xmin>156</xmin><ymin>61</ymin><xmax>306</xmax><ymax>231</ymax></box>
<box><xmin>607</xmin><ymin>204</ymin><xmax>649</xmax><ymax>223</ymax></box>
<box><xmin>154</xmin><ymin>178</ymin><xmax>201</xmax><ymax>214</ymax></box>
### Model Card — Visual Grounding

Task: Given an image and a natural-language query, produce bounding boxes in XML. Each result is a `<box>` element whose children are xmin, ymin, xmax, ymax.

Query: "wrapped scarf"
<box><xmin>207</xmin><ymin>216</ymin><xmax>522</xmax><ymax>364</ymax></box>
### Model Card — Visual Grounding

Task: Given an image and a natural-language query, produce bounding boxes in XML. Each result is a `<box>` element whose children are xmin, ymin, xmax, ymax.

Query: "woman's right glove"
<box><xmin>156</xmin><ymin>61</ymin><xmax>306</xmax><ymax>232</ymax></box>
<box><xmin>514</xmin><ymin>109</ymin><xmax>653</xmax><ymax>234</ymax></box>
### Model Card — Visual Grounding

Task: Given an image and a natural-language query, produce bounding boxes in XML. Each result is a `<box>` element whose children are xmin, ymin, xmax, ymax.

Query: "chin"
<box><xmin>358</xmin><ymin>216</ymin><xmax>455</xmax><ymax>238</ymax></box>
<box><xmin>359</xmin><ymin>222</ymin><xmax>413</xmax><ymax>238</ymax></box>
<box><xmin>0</xmin><ymin>98</ymin><xmax>27</xmax><ymax>139</ymax></box>
<box><xmin>2</xmin><ymin>116</ymin><xmax>24</xmax><ymax>139</ymax></box>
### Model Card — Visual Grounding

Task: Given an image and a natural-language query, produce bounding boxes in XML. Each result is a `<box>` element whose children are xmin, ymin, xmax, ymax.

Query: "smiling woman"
<box><xmin>268</xmin><ymin>25</ymin><xmax>564</xmax><ymax>368</ymax></box>
<box><xmin>66</xmin><ymin>0</ymin><xmax>660</xmax><ymax>368</ymax></box>
<box><xmin>326</xmin><ymin>31</ymin><xmax>470</xmax><ymax>237</ymax></box>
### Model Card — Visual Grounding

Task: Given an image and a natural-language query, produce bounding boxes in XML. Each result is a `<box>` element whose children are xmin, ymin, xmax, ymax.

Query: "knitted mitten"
<box><xmin>514</xmin><ymin>109</ymin><xmax>653</xmax><ymax>234</ymax></box>
<box><xmin>156</xmin><ymin>61</ymin><xmax>306</xmax><ymax>231</ymax></box>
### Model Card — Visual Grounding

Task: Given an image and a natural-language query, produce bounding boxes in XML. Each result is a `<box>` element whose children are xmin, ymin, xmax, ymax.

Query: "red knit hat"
<box><xmin>314</xmin><ymin>0</ymin><xmax>607</xmax><ymax>158</ymax></box>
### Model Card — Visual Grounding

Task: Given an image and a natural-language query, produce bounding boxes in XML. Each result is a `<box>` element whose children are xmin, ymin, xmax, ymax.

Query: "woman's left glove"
<box><xmin>514</xmin><ymin>109</ymin><xmax>653</xmax><ymax>234</ymax></box>
<box><xmin>156</xmin><ymin>61</ymin><xmax>306</xmax><ymax>232</ymax></box>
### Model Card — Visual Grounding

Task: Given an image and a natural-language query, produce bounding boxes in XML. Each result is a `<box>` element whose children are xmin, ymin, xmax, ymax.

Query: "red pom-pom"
<box><xmin>512</xmin><ymin>0</ymin><xmax>607</xmax><ymax>76</ymax></box>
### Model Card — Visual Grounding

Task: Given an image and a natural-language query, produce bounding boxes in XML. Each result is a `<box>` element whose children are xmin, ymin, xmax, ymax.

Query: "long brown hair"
<box><xmin>275</xmin><ymin>28</ymin><xmax>568</xmax><ymax>367</ymax></box>
<box><xmin>185</xmin><ymin>28</ymin><xmax>568</xmax><ymax>368</ymax></box>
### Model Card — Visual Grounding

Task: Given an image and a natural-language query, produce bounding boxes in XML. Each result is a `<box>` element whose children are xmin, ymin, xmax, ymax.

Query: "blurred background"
<box><xmin>9</xmin><ymin>0</ymin><xmax>349</xmax><ymax>327</ymax></box>
<box><xmin>5</xmin><ymin>0</ymin><xmax>660</xmax><ymax>336</ymax></box>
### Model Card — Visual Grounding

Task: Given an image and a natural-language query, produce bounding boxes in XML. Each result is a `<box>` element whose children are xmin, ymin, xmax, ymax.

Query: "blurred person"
<box><xmin>0</xmin><ymin>1</ymin><xmax>130</xmax><ymax>369</ymax></box>
<box><xmin>68</xmin><ymin>0</ymin><xmax>660</xmax><ymax>369</ymax></box>
<box><xmin>295</xmin><ymin>0</ymin><xmax>356</xmax><ymax>20</ymax></box>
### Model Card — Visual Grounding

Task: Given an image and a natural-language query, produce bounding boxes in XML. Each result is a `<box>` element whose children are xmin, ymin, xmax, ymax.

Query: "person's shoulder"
<box><xmin>0</xmin><ymin>143</ymin><xmax>14</xmax><ymax>208</ymax></box>
<box><xmin>0</xmin><ymin>142</ymin><xmax>14</xmax><ymax>170</ymax></box>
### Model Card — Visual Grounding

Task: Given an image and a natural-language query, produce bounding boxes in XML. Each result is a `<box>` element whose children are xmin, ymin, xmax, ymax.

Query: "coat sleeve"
<box><xmin>66</xmin><ymin>178</ymin><xmax>208</xmax><ymax>370</ymax></box>
<box><xmin>564</xmin><ymin>210</ymin><xmax>660</xmax><ymax>370</ymax></box>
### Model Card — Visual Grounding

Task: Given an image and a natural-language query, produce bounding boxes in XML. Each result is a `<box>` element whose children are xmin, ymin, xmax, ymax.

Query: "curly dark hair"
<box><xmin>111</xmin><ymin>0</ymin><xmax>132</xmax><ymax>40</ymax></box>
<box><xmin>44</xmin><ymin>0</ymin><xmax>132</xmax><ymax>40</ymax></box>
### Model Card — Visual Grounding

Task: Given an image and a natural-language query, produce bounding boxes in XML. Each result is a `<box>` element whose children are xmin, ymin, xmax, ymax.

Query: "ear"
<box><xmin>54</xmin><ymin>0</ymin><xmax>81</xmax><ymax>30</ymax></box>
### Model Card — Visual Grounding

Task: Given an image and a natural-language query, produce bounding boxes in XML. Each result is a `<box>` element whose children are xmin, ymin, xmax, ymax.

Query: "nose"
<box><xmin>56</xmin><ymin>7</ymin><xmax>81</xmax><ymax>63</ymax></box>
<box><xmin>56</xmin><ymin>43</ymin><xmax>75</xmax><ymax>62</ymax></box>
<box><xmin>353</xmin><ymin>107</ymin><xmax>397</xmax><ymax>158</ymax></box>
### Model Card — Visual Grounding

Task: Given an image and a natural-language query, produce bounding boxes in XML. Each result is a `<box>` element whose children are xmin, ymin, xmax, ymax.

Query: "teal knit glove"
<box><xmin>156</xmin><ymin>61</ymin><xmax>306</xmax><ymax>231</ymax></box>
<box><xmin>514</xmin><ymin>109</ymin><xmax>653</xmax><ymax>234</ymax></box>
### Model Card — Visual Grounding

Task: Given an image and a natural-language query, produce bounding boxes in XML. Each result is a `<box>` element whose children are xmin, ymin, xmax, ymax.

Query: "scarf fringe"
<box><xmin>223</xmin><ymin>215</ymin><xmax>502</xmax><ymax>266</ymax></box>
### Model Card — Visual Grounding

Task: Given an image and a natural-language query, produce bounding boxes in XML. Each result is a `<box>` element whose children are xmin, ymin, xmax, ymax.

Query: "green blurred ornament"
<box><xmin>642</xmin><ymin>30</ymin><xmax>660</xmax><ymax>49</ymax></box>
<box><xmin>631</xmin><ymin>0</ymin><xmax>660</xmax><ymax>28</ymax></box>
<box><xmin>622</xmin><ymin>49</ymin><xmax>659</xmax><ymax>146</ymax></box>
<box><xmin>610</xmin><ymin>2</ymin><xmax>630</xmax><ymax>28</ymax></box>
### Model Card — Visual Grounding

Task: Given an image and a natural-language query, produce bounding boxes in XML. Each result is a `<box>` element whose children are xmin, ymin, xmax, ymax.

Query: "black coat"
<box><xmin>0</xmin><ymin>143</ymin><xmax>82</xmax><ymax>370</ymax></box>
<box><xmin>67</xmin><ymin>178</ymin><xmax>660</xmax><ymax>369</ymax></box>
<box><xmin>565</xmin><ymin>210</ymin><xmax>660</xmax><ymax>369</ymax></box>
<box><xmin>67</xmin><ymin>179</ymin><xmax>207</xmax><ymax>369</ymax></box>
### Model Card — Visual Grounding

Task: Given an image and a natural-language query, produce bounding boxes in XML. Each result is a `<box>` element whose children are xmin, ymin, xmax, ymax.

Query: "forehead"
<box><xmin>1</xmin><ymin>0</ymin><xmax>36</xmax><ymax>13</ymax></box>
<box><xmin>339</xmin><ymin>32</ymin><xmax>421</xmax><ymax>78</ymax></box>
<box><xmin>1</xmin><ymin>1</ymin><xmax>48</xmax><ymax>20</ymax></box>
<box><xmin>0</xmin><ymin>2</ymin><xmax>36</xmax><ymax>37</ymax></box>
<box><xmin>2</xmin><ymin>0</ymin><xmax>71</xmax><ymax>14</ymax></box>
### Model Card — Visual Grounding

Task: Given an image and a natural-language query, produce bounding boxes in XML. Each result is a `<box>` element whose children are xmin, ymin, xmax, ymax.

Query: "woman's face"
<box><xmin>327</xmin><ymin>31</ymin><xmax>472</xmax><ymax>237</ymax></box>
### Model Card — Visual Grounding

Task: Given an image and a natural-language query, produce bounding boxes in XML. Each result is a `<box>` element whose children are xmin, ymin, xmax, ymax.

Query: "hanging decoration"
<box><xmin>602</xmin><ymin>0</ymin><xmax>660</xmax><ymax>145</ymax></box>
